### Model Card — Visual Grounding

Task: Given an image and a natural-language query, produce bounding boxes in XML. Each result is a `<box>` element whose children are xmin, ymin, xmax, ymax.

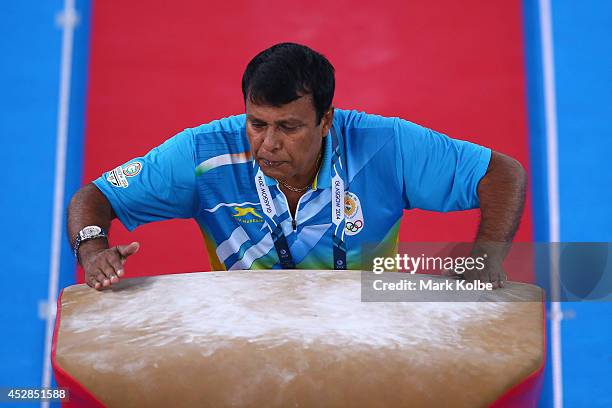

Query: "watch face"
<box><xmin>81</xmin><ymin>225</ymin><xmax>102</xmax><ymax>239</ymax></box>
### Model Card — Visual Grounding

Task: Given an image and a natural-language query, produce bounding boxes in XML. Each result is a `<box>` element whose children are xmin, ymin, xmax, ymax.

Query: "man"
<box><xmin>68</xmin><ymin>42</ymin><xmax>526</xmax><ymax>291</ymax></box>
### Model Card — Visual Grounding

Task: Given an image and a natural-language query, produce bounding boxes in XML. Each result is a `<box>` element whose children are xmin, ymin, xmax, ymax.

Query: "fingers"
<box><xmin>83</xmin><ymin>243</ymin><xmax>140</xmax><ymax>291</ymax></box>
<box><xmin>97</xmin><ymin>269</ymin><xmax>111</xmax><ymax>288</ymax></box>
<box><xmin>487</xmin><ymin>267</ymin><xmax>506</xmax><ymax>289</ymax></box>
<box><xmin>116</xmin><ymin>242</ymin><xmax>140</xmax><ymax>259</ymax></box>
<box><xmin>86</xmin><ymin>265</ymin><xmax>117</xmax><ymax>290</ymax></box>
<box><xmin>86</xmin><ymin>273</ymin><xmax>102</xmax><ymax>290</ymax></box>
<box><xmin>85</xmin><ymin>268</ymin><xmax>106</xmax><ymax>291</ymax></box>
<box><xmin>101</xmin><ymin>258</ymin><xmax>120</xmax><ymax>284</ymax></box>
<box><xmin>107</xmin><ymin>253</ymin><xmax>124</xmax><ymax>278</ymax></box>
<box><xmin>461</xmin><ymin>265</ymin><xmax>506</xmax><ymax>289</ymax></box>
<box><xmin>494</xmin><ymin>269</ymin><xmax>508</xmax><ymax>289</ymax></box>
<box><xmin>442</xmin><ymin>269</ymin><xmax>460</xmax><ymax>278</ymax></box>
<box><xmin>94</xmin><ymin>257</ymin><xmax>121</xmax><ymax>287</ymax></box>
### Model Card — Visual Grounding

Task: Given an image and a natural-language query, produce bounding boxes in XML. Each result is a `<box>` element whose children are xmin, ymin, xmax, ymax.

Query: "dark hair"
<box><xmin>242</xmin><ymin>42</ymin><xmax>335</xmax><ymax>124</ymax></box>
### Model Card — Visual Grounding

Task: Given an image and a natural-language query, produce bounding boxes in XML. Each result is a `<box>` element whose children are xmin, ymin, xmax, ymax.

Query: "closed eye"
<box><xmin>279</xmin><ymin>124</ymin><xmax>301</xmax><ymax>132</ymax></box>
<box><xmin>250</xmin><ymin>122</ymin><xmax>267</xmax><ymax>129</ymax></box>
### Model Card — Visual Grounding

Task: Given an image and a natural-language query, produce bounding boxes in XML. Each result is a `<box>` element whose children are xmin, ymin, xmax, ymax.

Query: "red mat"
<box><xmin>82</xmin><ymin>0</ymin><xmax>533</xmax><ymax>279</ymax></box>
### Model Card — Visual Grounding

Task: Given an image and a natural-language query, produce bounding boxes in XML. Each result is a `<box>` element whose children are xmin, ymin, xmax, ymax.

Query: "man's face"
<box><xmin>246</xmin><ymin>95</ymin><xmax>333</xmax><ymax>184</ymax></box>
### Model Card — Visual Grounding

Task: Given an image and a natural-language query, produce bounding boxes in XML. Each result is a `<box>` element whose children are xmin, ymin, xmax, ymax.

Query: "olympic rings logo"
<box><xmin>345</xmin><ymin>220</ymin><xmax>363</xmax><ymax>232</ymax></box>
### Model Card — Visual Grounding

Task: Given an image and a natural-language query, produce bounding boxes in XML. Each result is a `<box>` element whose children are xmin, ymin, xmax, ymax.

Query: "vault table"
<box><xmin>53</xmin><ymin>270</ymin><xmax>545</xmax><ymax>407</ymax></box>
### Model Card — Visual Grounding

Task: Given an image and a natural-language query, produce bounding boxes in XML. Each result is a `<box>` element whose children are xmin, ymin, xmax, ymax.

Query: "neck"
<box><xmin>281</xmin><ymin>146</ymin><xmax>323</xmax><ymax>190</ymax></box>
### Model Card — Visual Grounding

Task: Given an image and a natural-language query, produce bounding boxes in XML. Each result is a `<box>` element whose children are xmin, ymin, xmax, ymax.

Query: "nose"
<box><xmin>260</xmin><ymin>126</ymin><xmax>282</xmax><ymax>153</ymax></box>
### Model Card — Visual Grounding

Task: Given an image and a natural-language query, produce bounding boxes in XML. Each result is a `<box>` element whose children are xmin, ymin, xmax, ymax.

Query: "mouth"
<box><xmin>259</xmin><ymin>158</ymin><xmax>284</xmax><ymax>168</ymax></box>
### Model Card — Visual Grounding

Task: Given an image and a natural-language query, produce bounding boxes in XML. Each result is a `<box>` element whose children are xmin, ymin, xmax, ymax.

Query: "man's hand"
<box><xmin>80</xmin><ymin>241</ymin><xmax>140</xmax><ymax>290</ymax></box>
<box><xmin>67</xmin><ymin>183</ymin><xmax>138</xmax><ymax>291</ymax></box>
<box><xmin>462</xmin><ymin>251</ymin><xmax>507</xmax><ymax>289</ymax></box>
<box><xmin>441</xmin><ymin>252</ymin><xmax>507</xmax><ymax>289</ymax></box>
<box><xmin>441</xmin><ymin>242</ymin><xmax>508</xmax><ymax>289</ymax></box>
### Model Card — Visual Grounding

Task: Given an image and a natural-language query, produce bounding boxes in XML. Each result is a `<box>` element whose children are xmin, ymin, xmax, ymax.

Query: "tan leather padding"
<box><xmin>54</xmin><ymin>270</ymin><xmax>544</xmax><ymax>407</ymax></box>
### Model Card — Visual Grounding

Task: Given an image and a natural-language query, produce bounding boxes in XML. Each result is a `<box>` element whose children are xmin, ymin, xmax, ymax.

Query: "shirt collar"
<box><xmin>313</xmin><ymin>130</ymin><xmax>332</xmax><ymax>189</ymax></box>
<box><xmin>263</xmin><ymin>172</ymin><xmax>277</xmax><ymax>186</ymax></box>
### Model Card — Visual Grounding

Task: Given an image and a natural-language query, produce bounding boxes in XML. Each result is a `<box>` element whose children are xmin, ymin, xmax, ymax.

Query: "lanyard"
<box><xmin>253</xmin><ymin>127</ymin><xmax>347</xmax><ymax>270</ymax></box>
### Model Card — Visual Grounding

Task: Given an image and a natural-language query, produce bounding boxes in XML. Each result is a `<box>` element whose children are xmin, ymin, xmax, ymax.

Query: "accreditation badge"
<box><xmin>344</xmin><ymin>191</ymin><xmax>364</xmax><ymax>236</ymax></box>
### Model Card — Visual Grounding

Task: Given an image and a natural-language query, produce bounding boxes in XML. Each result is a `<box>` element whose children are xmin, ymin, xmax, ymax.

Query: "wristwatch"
<box><xmin>73</xmin><ymin>225</ymin><xmax>108</xmax><ymax>258</ymax></box>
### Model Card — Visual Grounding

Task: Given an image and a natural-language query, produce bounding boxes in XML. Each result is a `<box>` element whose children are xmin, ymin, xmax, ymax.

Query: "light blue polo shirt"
<box><xmin>94</xmin><ymin>109</ymin><xmax>491</xmax><ymax>270</ymax></box>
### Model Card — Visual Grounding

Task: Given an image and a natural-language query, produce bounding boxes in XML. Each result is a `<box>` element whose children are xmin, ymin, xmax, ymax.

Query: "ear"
<box><xmin>321</xmin><ymin>106</ymin><xmax>335</xmax><ymax>136</ymax></box>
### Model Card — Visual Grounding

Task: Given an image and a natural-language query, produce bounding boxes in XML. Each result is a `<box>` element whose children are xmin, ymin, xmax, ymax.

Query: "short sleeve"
<box><xmin>394</xmin><ymin>119</ymin><xmax>491</xmax><ymax>211</ymax></box>
<box><xmin>93</xmin><ymin>129</ymin><xmax>199</xmax><ymax>231</ymax></box>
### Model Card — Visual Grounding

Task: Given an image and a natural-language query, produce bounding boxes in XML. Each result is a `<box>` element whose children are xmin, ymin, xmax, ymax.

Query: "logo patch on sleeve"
<box><xmin>106</xmin><ymin>166</ymin><xmax>129</xmax><ymax>188</ymax></box>
<box><xmin>122</xmin><ymin>161</ymin><xmax>142</xmax><ymax>177</ymax></box>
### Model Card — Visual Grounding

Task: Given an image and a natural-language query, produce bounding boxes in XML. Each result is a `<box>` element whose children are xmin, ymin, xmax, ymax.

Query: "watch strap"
<box><xmin>73</xmin><ymin>227</ymin><xmax>108</xmax><ymax>258</ymax></box>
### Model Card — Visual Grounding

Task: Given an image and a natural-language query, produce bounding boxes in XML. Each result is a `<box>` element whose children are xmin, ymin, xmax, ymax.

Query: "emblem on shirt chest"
<box><xmin>344</xmin><ymin>191</ymin><xmax>364</xmax><ymax>235</ymax></box>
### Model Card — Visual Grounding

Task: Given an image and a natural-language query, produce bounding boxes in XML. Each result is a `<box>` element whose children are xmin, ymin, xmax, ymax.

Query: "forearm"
<box><xmin>67</xmin><ymin>183</ymin><xmax>139</xmax><ymax>289</ymax></box>
<box><xmin>67</xmin><ymin>183</ymin><xmax>116</xmax><ymax>258</ymax></box>
<box><xmin>475</xmin><ymin>151</ymin><xmax>527</xmax><ymax>256</ymax></box>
